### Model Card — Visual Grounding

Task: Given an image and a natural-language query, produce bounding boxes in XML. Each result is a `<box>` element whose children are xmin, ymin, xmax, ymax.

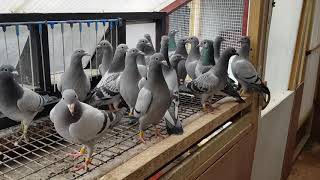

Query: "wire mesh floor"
<box><xmin>0</xmin><ymin>94</ymin><xmax>222</xmax><ymax>180</ymax></box>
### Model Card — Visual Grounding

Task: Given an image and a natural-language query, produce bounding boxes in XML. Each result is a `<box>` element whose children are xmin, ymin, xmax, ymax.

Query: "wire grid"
<box><xmin>169</xmin><ymin>0</ymin><xmax>246</xmax><ymax>51</ymax></box>
<box><xmin>0</xmin><ymin>94</ymin><xmax>220</xmax><ymax>180</ymax></box>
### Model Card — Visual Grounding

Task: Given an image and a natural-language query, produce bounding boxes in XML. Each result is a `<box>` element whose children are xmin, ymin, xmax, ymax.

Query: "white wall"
<box><xmin>264</xmin><ymin>0</ymin><xmax>303</xmax><ymax>96</ymax></box>
<box><xmin>252</xmin><ymin>91</ymin><xmax>294</xmax><ymax>180</ymax></box>
<box><xmin>299</xmin><ymin>0</ymin><xmax>320</xmax><ymax>126</ymax></box>
<box><xmin>126</xmin><ymin>23</ymin><xmax>156</xmax><ymax>49</ymax></box>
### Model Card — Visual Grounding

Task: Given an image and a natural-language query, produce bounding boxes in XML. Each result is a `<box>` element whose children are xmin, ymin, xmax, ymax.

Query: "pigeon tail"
<box><xmin>165</xmin><ymin>118</ymin><xmax>183</xmax><ymax>135</ymax></box>
<box><xmin>221</xmin><ymin>82</ymin><xmax>245</xmax><ymax>103</ymax></box>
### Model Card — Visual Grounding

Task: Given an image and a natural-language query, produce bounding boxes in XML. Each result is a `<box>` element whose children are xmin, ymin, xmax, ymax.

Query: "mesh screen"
<box><xmin>169</xmin><ymin>0</ymin><xmax>246</xmax><ymax>51</ymax></box>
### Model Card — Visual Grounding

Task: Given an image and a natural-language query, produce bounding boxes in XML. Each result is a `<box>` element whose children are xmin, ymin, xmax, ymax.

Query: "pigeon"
<box><xmin>195</xmin><ymin>39</ymin><xmax>215</xmax><ymax>78</ymax></box>
<box><xmin>231</xmin><ymin>36</ymin><xmax>270</xmax><ymax>109</ymax></box>
<box><xmin>0</xmin><ymin>64</ymin><xmax>15</xmax><ymax>73</ymax></box>
<box><xmin>159</xmin><ymin>39</ymin><xmax>184</xmax><ymax>135</ymax></box>
<box><xmin>57</xmin><ymin>49</ymin><xmax>91</xmax><ymax>102</ymax></box>
<box><xmin>168</xmin><ymin>29</ymin><xmax>179</xmax><ymax>57</ymax></box>
<box><xmin>213</xmin><ymin>36</ymin><xmax>226</xmax><ymax>64</ymax></box>
<box><xmin>98</xmin><ymin>40</ymin><xmax>114</xmax><ymax>76</ymax></box>
<box><xmin>134</xmin><ymin>54</ymin><xmax>171</xmax><ymax>143</ymax></box>
<box><xmin>50</xmin><ymin>89</ymin><xmax>127</xmax><ymax>171</ymax></box>
<box><xmin>144</xmin><ymin>34</ymin><xmax>155</xmax><ymax>52</ymax></box>
<box><xmin>0</xmin><ymin>70</ymin><xmax>55</xmax><ymax>145</ymax></box>
<box><xmin>186</xmin><ymin>47</ymin><xmax>239</xmax><ymax>112</ymax></box>
<box><xmin>136</xmin><ymin>38</ymin><xmax>155</xmax><ymax>66</ymax></box>
<box><xmin>174</xmin><ymin>37</ymin><xmax>188</xmax><ymax>58</ymax></box>
<box><xmin>170</xmin><ymin>54</ymin><xmax>187</xmax><ymax>85</ymax></box>
<box><xmin>86</xmin><ymin>44</ymin><xmax>128</xmax><ymax>110</ymax></box>
<box><xmin>120</xmin><ymin>48</ymin><xmax>145</xmax><ymax>116</ymax></box>
<box><xmin>185</xmin><ymin>36</ymin><xmax>201</xmax><ymax>80</ymax></box>
<box><xmin>160</xmin><ymin>35</ymin><xmax>170</xmax><ymax>62</ymax></box>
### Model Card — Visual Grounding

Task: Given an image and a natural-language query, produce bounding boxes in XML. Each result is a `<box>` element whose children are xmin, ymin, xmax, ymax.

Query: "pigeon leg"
<box><xmin>108</xmin><ymin>104</ymin><xmax>115</xmax><ymax>112</ymax></box>
<box><xmin>66</xmin><ymin>146</ymin><xmax>86</xmax><ymax>159</ymax></box>
<box><xmin>154</xmin><ymin>126</ymin><xmax>165</xmax><ymax>139</ymax></box>
<box><xmin>138</xmin><ymin>130</ymin><xmax>146</xmax><ymax>144</ymax></box>
<box><xmin>72</xmin><ymin>145</ymin><xmax>93</xmax><ymax>172</ymax></box>
<box><xmin>14</xmin><ymin>120</ymin><xmax>29</xmax><ymax>146</ymax></box>
<box><xmin>128</xmin><ymin>108</ymin><xmax>134</xmax><ymax>117</ymax></box>
<box><xmin>202</xmin><ymin>103</ymin><xmax>215</xmax><ymax>113</ymax></box>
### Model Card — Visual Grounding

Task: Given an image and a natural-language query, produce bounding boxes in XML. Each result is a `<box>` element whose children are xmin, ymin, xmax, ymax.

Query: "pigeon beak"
<box><xmin>67</xmin><ymin>103</ymin><xmax>75</xmax><ymax>115</ymax></box>
<box><xmin>11</xmin><ymin>70</ymin><xmax>19</xmax><ymax>76</ymax></box>
<box><xmin>221</xmin><ymin>38</ymin><xmax>226</xmax><ymax>42</ymax></box>
<box><xmin>138</xmin><ymin>51</ymin><xmax>145</xmax><ymax>56</ymax></box>
<box><xmin>235</xmin><ymin>52</ymin><xmax>239</xmax><ymax>56</ymax></box>
<box><xmin>174</xmin><ymin>29</ymin><xmax>179</xmax><ymax>33</ymax></box>
<box><xmin>96</xmin><ymin>45</ymin><xmax>102</xmax><ymax>49</ymax></box>
<box><xmin>84</xmin><ymin>52</ymin><xmax>90</xmax><ymax>56</ymax></box>
<box><xmin>196</xmin><ymin>44</ymin><xmax>201</xmax><ymax>48</ymax></box>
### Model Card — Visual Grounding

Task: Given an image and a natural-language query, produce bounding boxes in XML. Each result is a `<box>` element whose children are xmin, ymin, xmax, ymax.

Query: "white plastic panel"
<box><xmin>264</xmin><ymin>0</ymin><xmax>303</xmax><ymax>96</ymax></box>
<box><xmin>126</xmin><ymin>23</ymin><xmax>156</xmax><ymax>49</ymax></box>
<box><xmin>299</xmin><ymin>0</ymin><xmax>320</xmax><ymax>124</ymax></box>
<box><xmin>0</xmin><ymin>0</ymin><xmax>174</xmax><ymax>13</ymax></box>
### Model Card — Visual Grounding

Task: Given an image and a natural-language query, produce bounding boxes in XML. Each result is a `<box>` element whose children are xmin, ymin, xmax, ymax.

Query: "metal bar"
<box><xmin>0</xmin><ymin>19</ymin><xmax>121</xmax><ymax>26</ymax></box>
<box><xmin>0</xmin><ymin>13</ymin><xmax>166</xmax><ymax>23</ymax></box>
<box><xmin>38</xmin><ymin>24</ymin><xmax>47</xmax><ymax>91</ymax></box>
<box><xmin>61</xmin><ymin>23</ymin><xmax>66</xmax><ymax>72</ymax></box>
<box><xmin>27</xmin><ymin>25</ymin><xmax>35</xmax><ymax>90</ymax></box>
<box><xmin>15</xmin><ymin>25</ymin><xmax>23</xmax><ymax>86</ymax></box>
<box><xmin>1</xmin><ymin>26</ymin><xmax>9</xmax><ymax>64</ymax></box>
<box><xmin>155</xmin><ymin>16</ymin><xmax>169</xmax><ymax>51</ymax></box>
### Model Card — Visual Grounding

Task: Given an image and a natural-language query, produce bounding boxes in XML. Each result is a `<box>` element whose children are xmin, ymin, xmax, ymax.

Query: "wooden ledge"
<box><xmin>100</xmin><ymin>97</ymin><xmax>252</xmax><ymax>180</ymax></box>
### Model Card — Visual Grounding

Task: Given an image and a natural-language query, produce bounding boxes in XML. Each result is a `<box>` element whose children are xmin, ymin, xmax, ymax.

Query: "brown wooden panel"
<box><xmin>311</xmin><ymin>56</ymin><xmax>320</xmax><ymax>141</ymax></box>
<box><xmin>197</xmin><ymin>128</ymin><xmax>257</xmax><ymax>180</ymax></box>
<box><xmin>281</xmin><ymin>83</ymin><xmax>304</xmax><ymax>180</ymax></box>
<box><xmin>160</xmin><ymin>0</ymin><xmax>192</xmax><ymax>14</ymax></box>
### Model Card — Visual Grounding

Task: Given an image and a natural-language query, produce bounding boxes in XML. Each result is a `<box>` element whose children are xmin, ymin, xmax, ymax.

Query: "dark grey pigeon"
<box><xmin>187</xmin><ymin>47</ymin><xmax>239</xmax><ymax>112</ymax></box>
<box><xmin>57</xmin><ymin>49</ymin><xmax>91</xmax><ymax>102</ymax></box>
<box><xmin>98</xmin><ymin>40</ymin><xmax>113</xmax><ymax>76</ymax></box>
<box><xmin>185</xmin><ymin>36</ymin><xmax>200</xmax><ymax>80</ymax></box>
<box><xmin>134</xmin><ymin>54</ymin><xmax>171</xmax><ymax>143</ymax></box>
<box><xmin>0</xmin><ymin>71</ymin><xmax>54</xmax><ymax>145</ymax></box>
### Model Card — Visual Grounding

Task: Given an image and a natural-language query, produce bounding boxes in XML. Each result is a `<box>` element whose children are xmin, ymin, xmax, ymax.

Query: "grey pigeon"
<box><xmin>120</xmin><ymin>48</ymin><xmax>145</xmax><ymax>116</ymax></box>
<box><xmin>0</xmin><ymin>71</ymin><xmax>54</xmax><ymax>145</ymax></box>
<box><xmin>195</xmin><ymin>39</ymin><xmax>215</xmax><ymax>78</ymax></box>
<box><xmin>231</xmin><ymin>36</ymin><xmax>270</xmax><ymax>109</ymax></box>
<box><xmin>144</xmin><ymin>34</ymin><xmax>155</xmax><ymax>53</ymax></box>
<box><xmin>159</xmin><ymin>39</ymin><xmax>184</xmax><ymax>135</ymax></box>
<box><xmin>134</xmin><ymin>54</ymin><xmax>171</xmax><ymax>143</ymax></box>
<box><xmin>170</xmin><ymin>54</ymin><xmax>187</xmax><ymax>85</ymax></box>
<box><xmin>174</xmin><ymin>37</ymin><xmax>188</xmax><ymax>58</ymax></box>
<box><xmin>213</xmin><ymin>36</ymin><xmax>226</xmax><ymax>64</ymax></box>
<box><xmin>187</xmin><ymin>47</ymin><xmax>239</xmax><ymax>112</ymax></box>
<box><xmin>136</xmin><ymin>38</ymin><xmax>155</xmax><ymax>66</ymax></box>
<box><xmin>50</xmin><ymin>89</ymin><xmax>127</xmax><ymax>171</ymax></box>
<box><xmin>86</xmin><ymin>44</ymin><xmax>128</xmax><ymax>110</ymax></box>
<box><xmin>0</xmin><ymin>64</ymin><xmax>15</xmax><ymax>73</ymax></box>
<box><xmin>168</xmin><ymin>29</ymin><xmax>178</xmax><ymax>57</ymax></box>
<box><xmin>98</xmin><ymin>40</ymin><xmax>113</xmax><ymax>75</ymax></box>
<box><xmin>57</xmin><ymin>49</ymin><xmax>91</xmax><ymax>102</ymax></box>
<box><xmin>185</xmin><ymin>36</ymin><xmax>200</xmax><ymax>80</ymax></box>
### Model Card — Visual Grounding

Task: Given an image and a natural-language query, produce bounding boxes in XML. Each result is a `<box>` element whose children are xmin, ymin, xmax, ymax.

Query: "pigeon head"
<box><xmin>186</xmin><ymin>36</ymin><xmax>199</xmax><ymax>46</ymax></box>
<box><xmin>127</xmin><ymin>48</ymin><xmax>144</xmax><ymax>57</ymax></box>
<box><xmin>62</xmin><ymin>89</ymin><xmax>79</xmax><ymax>115</ymax></box>
<box><xmin>177</xmin><ymin>37</ymin><xmax>188</xmax><ymax>45</ymax></box>
<box><xmin>198</xmin><ymin>39</ymin><xmax>213</xmax><ymax>49</ymax></box>
<box><xmin>97</xmin><ymin>40</ymin><xmax>112</xmax><ymax>50</ymax></box>
<box><xmin>150</xmin><ymin>53</ymin><xmax>165</xmax><ymax>63</ymax></box>
<box><xmin>221</xmin><ymin>47</ymin><xmax>238</xmax><ymax>61</ymax></box>
<box><xmin>170</xmin><ymin>54</ymin><xmax>185</xmax><ymax>67</ymax></box>
<box><xmin>116</xmin><ymin>44</ymin><xmax>129</xmax><ymax>54</ymax></box>
<box><xmin>72</xmin><ymin>49</ymin><xmax>90</xmax><ymax>59</ymax></box>
<box><xmin>214</xmin><ymin>36</ymin><xmax>226</xmax><ymax>44</ymax></box>
<box><xmin>168</xmin><ymin>29</ymin><xmax>179</xmax><ymax>37</ymax></box>
<box><xmin>0</xmin><ymin>64</ymin><xmax>15</xmax><ymax>73</ymax></box>
<box><xmin>144</xmin><ymin>34</ymin><xmax>152</xmax><ymax>40</ymax></box>
<box><xmin>136</xmin><ymin>38</ymin><xmax>152</xmax><ymax>52</ymax></box>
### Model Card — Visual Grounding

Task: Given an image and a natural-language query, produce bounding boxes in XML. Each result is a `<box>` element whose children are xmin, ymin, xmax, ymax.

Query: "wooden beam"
<box><xmin>160</xmin><ymin>0</ymin><xmax>192</xmax><ymax>14</ymax></box>
<box><xmin>161</xmin><ymin>113</ymin><xmax>253</xmax><ymax>179</ymax></box>
<box><xmin>100</xmin><ymin>99</ymin><xmax>251</xmax><ymax>180</ymax></box>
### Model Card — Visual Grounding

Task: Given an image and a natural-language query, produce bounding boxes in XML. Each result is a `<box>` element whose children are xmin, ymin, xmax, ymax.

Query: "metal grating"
<box><xmin>0</xmin><ymin>94</ymin><xmax>222</xmax><ymax>180</ymax></box>
<box><xmin>168</xmin><ymin>0</ymin><xmax>247</xmax><ymax>51</ymax></box>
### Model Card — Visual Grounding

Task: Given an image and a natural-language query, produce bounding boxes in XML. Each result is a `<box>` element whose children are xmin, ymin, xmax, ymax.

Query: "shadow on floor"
<box><xmin>288</xmin><ymin>140</ymin><xmax>320</xmax><ymax>180</ymax></box>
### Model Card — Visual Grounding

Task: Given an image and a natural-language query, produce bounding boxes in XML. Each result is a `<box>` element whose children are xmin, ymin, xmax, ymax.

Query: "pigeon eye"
<box><xmin>121</xmin><ymin>47</ymin><xmax>124</xmax><ymax>49</ymax></box>
<box><xmin>156</xmin><ymin>57</ymin><xmax>159</xmax><ymax>60</ymax></box>
<box><xmin>4</xmin><ymin>69</ymin><xmax>8</xmax><ymax>72</ymax></box>
<box><xmin>74</xmin><ymin>95</ymin><xmax>76</xmax><ymax>98</ymax></box>
<box><xmin>62</xmin><ymin>98</ymin><xmax>64</xmax><ymax>100</ymax></box>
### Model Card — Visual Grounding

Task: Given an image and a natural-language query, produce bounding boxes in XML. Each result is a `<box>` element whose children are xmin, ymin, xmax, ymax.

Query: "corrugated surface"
<box><xmin>0</xmin><ymin>0</ymin><xmax>174</xmax><ymax>13</ymax></box>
